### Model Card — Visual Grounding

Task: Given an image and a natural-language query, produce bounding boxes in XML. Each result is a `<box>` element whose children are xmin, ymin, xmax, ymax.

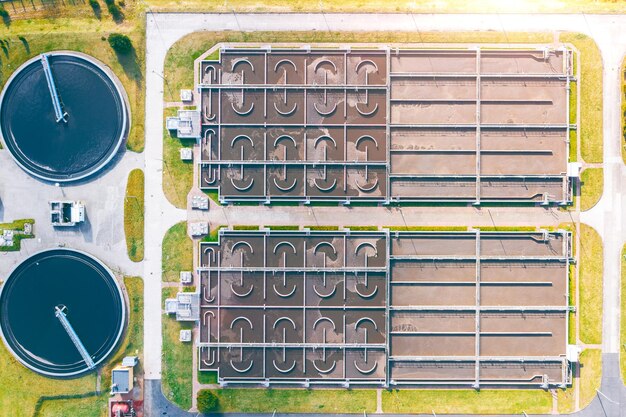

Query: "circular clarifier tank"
<box><xmin>0</xmin><ymin>52</ymin><xmax>128</xmax><ymax>182</ymax></box>
<box><xmin>0</xmin><ymin>249</ymin><xmax>125</xmax><ymax>378</ymax></box>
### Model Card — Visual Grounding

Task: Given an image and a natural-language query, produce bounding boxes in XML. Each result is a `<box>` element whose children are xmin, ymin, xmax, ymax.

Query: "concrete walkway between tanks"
<box><xmin>145</xmin><ymin>11</ymin><xmax>626</xmax><ymax>416</ymax></box>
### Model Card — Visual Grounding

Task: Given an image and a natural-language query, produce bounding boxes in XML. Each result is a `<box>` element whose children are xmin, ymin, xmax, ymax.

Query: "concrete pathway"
<box><xmin>144</xmin><ymin>11</ymin><xmax>626</xmax><ymax>416</ymax></box>
<box><xmin>0</xmin><ymin>149</ymin><xmax>144</xmax><ymax>278</ymax></box>
<box><xmin>143</xmin><ymin>23</ymin><xmax>188</xmax><ymax>380</ymax></box>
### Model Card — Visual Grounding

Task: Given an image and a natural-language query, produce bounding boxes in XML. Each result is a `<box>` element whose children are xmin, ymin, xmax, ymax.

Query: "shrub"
<box><xmin>107</xmin><ymin>3</ymin><xmax>123</xmax><ymax>22</ymax></box>
<box><xmin>197</xmin><ymin>390</ymin><xmax>218</xmax><ymax>414</ymax></box>
<box><xmin>0</xmin><ymin>6</ymin><xmax>8</xmax><ymax>18</ymax></box>
<box><xmin>107</xmin><ymin>33</ymin><xmax>132</xmax><ymax>54</ymax></box>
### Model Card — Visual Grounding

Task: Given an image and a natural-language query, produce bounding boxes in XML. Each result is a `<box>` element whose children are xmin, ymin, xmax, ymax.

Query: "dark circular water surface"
<box><xmin>0</xmin><ymin>53</ymin><xmax>127</xmax><ymax>182</ymax></box>
<box><xmin>0</xmin><ymin>249</ymin><xmax>125</xmax><ymax>377</ymax></box>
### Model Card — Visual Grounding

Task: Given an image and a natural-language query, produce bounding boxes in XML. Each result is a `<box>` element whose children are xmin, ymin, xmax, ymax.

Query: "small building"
<box><xmin>50</xmin><ymin>201</ymin><xmax>85</xmax><ymax>227</ymax></box>
<box><xmin>190</xmin><ymin>222</ymin><xmax>209</xmax><ymax>237</ymax></box>
<box><xmin>180</xmin><ymin>271</ymin><xmax>192</xmax><ymax>285</ymax></box>
<box><xmin>165</xmin><ymin>292</ymin><xmax>199</xmax><ymax>321</ymax></box>
<box><xmin>166</xmin><ymin>109</ymin><xmax>201</xmax><ymax>139</ymax></box>
<box><xmin>121</xmin><ymin>356</ymin><xmax>138</xmax><ymax>367</ymax></box>
<box><xmin>191</xmin><ymin>195</ymin><xmax>209</xmax><ymax>210</ymax></box>
<box><xmin>180</xmin><ymin>147</ymin><xmax>193</xmax><ymax>161</ymax></box>
<box><xmin>111</xmin><ymin>366</ymin><xmax>134</xmax><ymax>395</ymax></box>
<box><xmin>0</xmin><ymin>230</ymin><xmax>14</xmax><ymax>247</ymax></box>
<box><xmin>180</xmin><ymin>89</ymin><xmax>193</xmax><ymax>102</ymax></box>
<box><xmin>179</xmin><ymin>329</ymin><xmax>192</xmax><ymax>342</ymax></box>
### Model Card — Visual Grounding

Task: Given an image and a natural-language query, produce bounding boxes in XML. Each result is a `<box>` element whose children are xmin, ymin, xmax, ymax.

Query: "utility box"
<box><xmin>180</xmin><ymin>148</ymin><xmax>193</xmax><ymax>161</ymax></box>
<box><xmin>180</xmin><ymin>271</ymin><xmax>192</xmax><ymax>285</ymax></box>
<box><xmin>180</xmin><ymin>89</ymin><xmax>193</xmax><ymax>102</ymax></box>
<box><xmin>180</xmin><ymin>329</ymin><xmax>192</xmax><ymax>342</ymax></box>
<box><xmin>50</xmin><ymin>201</ymin><xmax>85</xmax><ymax>226</ymax></box>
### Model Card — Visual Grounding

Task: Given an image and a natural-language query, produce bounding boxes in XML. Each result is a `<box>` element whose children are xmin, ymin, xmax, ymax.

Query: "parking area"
<box><xmin>197</xmin><ymin>46</ymin><xmax>573</xmax><ymax>204</ymax></box>
<box><xmin>197</xmin><ymin>229</ymin><xmax>571</xmax><ymax>387</ymax></box>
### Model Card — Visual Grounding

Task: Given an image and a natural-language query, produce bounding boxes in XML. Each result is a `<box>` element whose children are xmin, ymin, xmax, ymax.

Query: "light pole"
<box><xmin>152</xmin><ymin>70</ymin><xmax>174</xmax><ymax>101</ymax></box>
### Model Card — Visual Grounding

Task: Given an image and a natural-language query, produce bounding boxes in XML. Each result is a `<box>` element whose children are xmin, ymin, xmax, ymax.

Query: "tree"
<box><xmin>107</xmin><ymin>33</ymin><xmax>132</xmax><ymax>54</ymax></box>
<box><xmin>197</xmin><ymin>390</ymin><xmax>219</xmax><ymax>414</ymax></box>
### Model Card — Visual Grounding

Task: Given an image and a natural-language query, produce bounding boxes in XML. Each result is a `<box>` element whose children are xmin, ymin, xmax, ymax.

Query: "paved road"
<box><xmin>145</xmin><ymin>11</ymin><xmax>626</xmax><ymax>416</ymax></box>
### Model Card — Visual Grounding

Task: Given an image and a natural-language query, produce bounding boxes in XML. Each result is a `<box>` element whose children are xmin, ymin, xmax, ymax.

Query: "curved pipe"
<box><xmin>356</xmin><ymin>59</ymin><xmax>378</xmax><ymax>74</ymax></box>
<box><xmin>314</xmin><ymin>178</ymin><xmax>337</xmax><ymax>192</ymax></box>
<box><xmin>314</xmin><ymin>59</ymin><xmax>337</xmax><ymax>74</ymax></box>
<box><xmin>273</xmin><ymin>316</ymin><xmax>297</xmax><ymax>330</ymax></box>
<box><xmin>231</xmin><ymin>101</ymin><xmax>255</xmax><ymax>116</ymax></box>
<box><xmin>231</xmin><ymin>240</ymin><xmax>254</xmax><ymax>254</ymax></box>
<box><xmin>313</xmin><ymin>359</ymin><xmax>336</xmax><ymax>374</ymax></box>
<box><xmin>355</xmin><ymin>135</ymin><xmax>379</xmax><ymax>150</ymax></box>
<box><xmin>230</xmin><ymin>282</ymin><xmax>254</xmax><ymax>298</ymax></box>
<box><xmin>313</xmin><ymin>284</ymin><xmax>337</xmax><ymax>298</ymax></box>
<box><xmin>230</xmin><ymin>316</ymin><xmax>253</xmax><ymax>330</ymax></box>
<box><xmin>202</xmin><ymin>349</ymin><xmax>216</xmax><ymax>367</ymax></box>
<box><xmin>231</xmin><ymin>58</ymin><xmax>255</xmax><ymax>72</ymax></box>
<box><xmin>273</xmin><ymin>359</ymin><xmax>296</xmax><ymax>374</ymax></box>
<box><xmin>274</xmin><ymin>101</ymin><xmax>298</xmax><ymax>116</ymax></box>
<box><xmin>355</xmin><ymin>317</ymin><xmax>378</xmax><ymax>331</ymax></box>
<box><xmin>230</xmin><ymin>359</ymin><xmax>254</xmax><ymax>373</ymax></box>
<box><xmin>354</xmin><ymin>284</ymin><xmax>379</xmax><ymax>299</ymax></box>
<box><xmin>355</xmin><ymin>178</ymin><xmax>379</xmax><ymax>193</ymax></box>
<box><xmin>314</xmin><ymin>135</ymin><xmax>337</xmax><ymax>149</ymax></box>
<box><xmin>313</xmin><ymin>316</ymin><xmax>336</xmax><ymax>331</ymax></box>
<box><xmin>355</xmin><ymin>241</ymin><xmax>378</xmax><ymax>256</ymax></box>
<box><xmin>273</xmin><ymin>283</ymin><xmax>297</xmax><ymax>298</ymax></box>
<box><xmin>313</xmin><ymin>102</ymin><xmax>337</xmax><ymax>117</ymax></box>
<box><xmin>314</xmin><ymin>241</ymin><xmax>337</xmax><ymax>256</ymax></box>
<box><xmin>230</xmin><ymin>134</ymin><xmax>254</xmax><ymax>149</ymax></box>
<box><xmin>230</xmin><ymin>176</ymin><xmax>254</xmax><ymax>191</ymax></box>
<box><xmin>273</xmin><ymin>241</ymin><xmax>296</xmax><ymax>255</ymax></box>
<box><xmin>273</xmin><ymin>135</ymin><xmax>297</xmax><ymax>148</ymax></box>
<box><xmin>273</xmin><ymin>177</ymin><xmax>297</xmax><ymax>192</ymax></box>
<box><xmin>355</xmin><ymin>102</ymin><xmax>379</xmax><ymax>117</ymax></box>
<box><xmin>274</xmin><ymin>59</ymin><xmax>297</xmax><ymax>73</ymax></box>
<box><xmin>354</xmin><ymin>360</ymin><xmax>377</xmax><ymax>375</ymax></box>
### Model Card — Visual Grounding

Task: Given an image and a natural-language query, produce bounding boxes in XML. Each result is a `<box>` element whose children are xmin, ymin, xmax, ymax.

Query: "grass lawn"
<box><xmin>162</xmin><ymin>221</ymin><xmax>193</xmax><ymax>282</ymax></box>
<box><xmin>163</xmin><ymin>31</ymin><xmax>552</xmax><ymax>102</ymax></box>
<box><xmin>147</xmin><ymin>0</ymin><xmax>626</xmax><ymax>13</ymax></box>
<box><xmin>198</xmin><ymin>370</ymin><xmax>218</xmax><ymax>385</ymax></box>
<box><xmin>211</xmin><ymin>388</ymin><xmax>376</xmax><ymax>413</ymax></box>
<box><xmin>559</xmin><ymin>32</ymin><xmax>603</xmax><ymax>163</ymax></box>
<box><xmin>163</xmin><ymin>108</ymin><xmax>194</xmax><ymax>208</ymax></box>
<box><xmin>381</xmin><ymin>389</ymin><xmax>551</xmax><ymax>414</ymax></box>
<box><xmin>0</xmin><ymin>19</ymin><xmax>145</xmax><ymax>152</ymax></box>
<box><xmin>37</xmin><ymin>396</ymin><xmax>108</xmax><ymax>417</ymax></box>
<box><xmin>0</xmin><ymin>346</ymin><xmax>97</xmax><ymax>417</ymax></box>
<box><xmin>579</xmin><ymin>223</ymin><xmax>603</xmax><ymax>345</ymax></box>
<box><xmin>0</xmin><ymin>218</ymin><xmax>34</xmax><ymax>251</ymax></box>
<box><xmin>557</xmin><ymin>348</ymin><xmax>602</xmax><ymax>413</ymax></box>
<box><xmin>580</xmin><ymin>168</ymin><xmax>603</xmax><ymax>211</ymax></box>
<box><xmin>162</xmin><ymin>287</ymin><xmax>194</xmax><ymax>411</ymax></box>
<box><xmin>0</xmin><ymin>276</ymin><xmax>143</xmax><ymax>417</ymax></box>
<box><xmin>124</xmin><ymin>169</ymin><xmax>145</xmax><ymax>261</ymax></box>
<box><xmin>621</xmin><ymin>245</ymin><xmax>626</xmax><ymax>382</ymax></box>
<box><xmin>579</xmin><ymin>349</ymin><xmax>602</xmax><ymax>408</ymax></box>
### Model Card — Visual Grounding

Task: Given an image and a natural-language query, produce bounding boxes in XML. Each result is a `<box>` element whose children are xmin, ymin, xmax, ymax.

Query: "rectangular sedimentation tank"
<box><xmin>196</xmin><ymin>229</ymin><xmax>572</xmax><ymax>387</ymax></box>
<box><xmin>197</xmin><ymin>45</ymin><xmax>574</xmax><ymax>204</ymax></box>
